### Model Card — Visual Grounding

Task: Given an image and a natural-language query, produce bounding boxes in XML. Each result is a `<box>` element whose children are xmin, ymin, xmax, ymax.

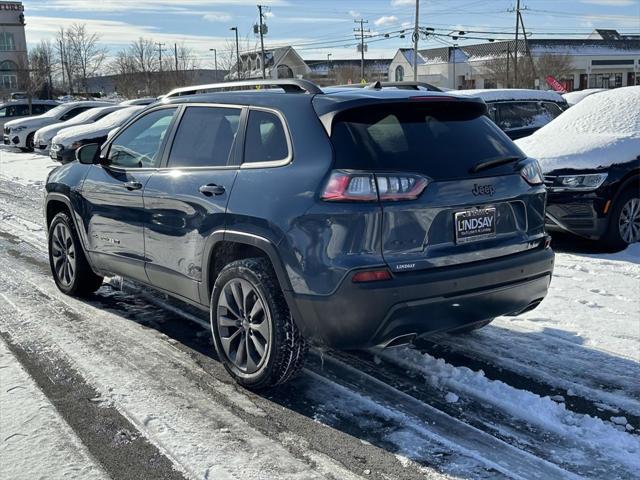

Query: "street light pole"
<box><xmin>209</xmin><ymin>48</ymin><xmax>218</xmax><ymax>81</ymax></box>
<box><xmin>230</xmin><ymin>27</ymin><xmax>240</xmax><ymax>80</ymax></box>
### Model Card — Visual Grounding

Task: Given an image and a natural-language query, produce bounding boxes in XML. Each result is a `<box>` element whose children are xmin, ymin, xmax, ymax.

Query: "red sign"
<box><xmin>545</xmin><ymin>75</ymin><xmax>567</xmax><ymax>93</ymax></box>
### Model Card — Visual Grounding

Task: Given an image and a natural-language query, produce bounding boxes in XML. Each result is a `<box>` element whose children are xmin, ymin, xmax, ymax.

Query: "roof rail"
<box><xmin>162</xmin><ymin>79</ymin><xmax>324</xmax><ymax>98</ymax></box>
<box><xmin>365</xmin><ymin>81</ymin><xmax>442</xmax><ymax>92</ymax></box>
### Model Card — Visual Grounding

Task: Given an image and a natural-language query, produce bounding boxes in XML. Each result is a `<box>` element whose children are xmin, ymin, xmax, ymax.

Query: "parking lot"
<box><xmin>1</xmin><ymin>145</ymin><xmax>638</xmax><ymax>479</ymax></box>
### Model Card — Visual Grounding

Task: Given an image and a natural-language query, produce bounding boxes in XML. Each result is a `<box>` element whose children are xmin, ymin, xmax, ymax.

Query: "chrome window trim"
<box><xmin>240</xmin><ymin>106</ymin><xmax>293</xmax><ymax>169</ymax></box>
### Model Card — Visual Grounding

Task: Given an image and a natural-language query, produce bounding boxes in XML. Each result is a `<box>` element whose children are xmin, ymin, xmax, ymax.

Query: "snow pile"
<box><xmin>562</xmin><ymin>89</ymin><xmax>607</xmax><ymax>106</ymax></box>
<box><xmin>379</xmin><ymin>347</ymin><xmax>640</xmax><ymax>471</ymax></box>
<box><xmin>453</xmin><ymin>88</ymin><xmax>564</xmax><ymax>103</ymax></box>
<box><xmin>516</xmin><ymin>86</ymin><xmax>640</xmax><ymax>171</ymax></box>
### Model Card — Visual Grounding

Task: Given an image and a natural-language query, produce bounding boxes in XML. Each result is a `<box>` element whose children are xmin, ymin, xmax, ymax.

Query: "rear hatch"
<box><xmin>328</xmin><ymin>99</ymin><xmax>546</xmax><ymax>272</ymax></box>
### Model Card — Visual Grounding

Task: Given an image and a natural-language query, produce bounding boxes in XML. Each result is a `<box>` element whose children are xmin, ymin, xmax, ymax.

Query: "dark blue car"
<box><xmin>45</xmin><ymin>80</ymin><xmax>554</xmax><ymax>389</ymax></box>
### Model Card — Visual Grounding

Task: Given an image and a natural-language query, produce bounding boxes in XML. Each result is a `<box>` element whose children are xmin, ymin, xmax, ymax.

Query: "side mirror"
<box><xmin>76</xmin><ymin>143</ymin><xmax>100</xmax><ymax>165</ymax></box>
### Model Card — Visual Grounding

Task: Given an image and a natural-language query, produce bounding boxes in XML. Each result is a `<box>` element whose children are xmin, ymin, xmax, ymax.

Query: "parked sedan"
<box><xmin>34</xmin><ymin>104</ymin><xmax>125</xmax><ymax>151</ymax></box>
<box><xmin>516</xmin><ymin>86</ymin><xmax>639</xmax><ymax>249</ymax></box>
<box><xmin>454</xmin><ymin>89</ymin><xmax>568</xmax><ymax>140</ymax></box>
<box><xmin>3</xmin><ymin>101</ymin><xmax>110</xmax><ymax>152</ymax></box>
<box><xmin>50</xmin><ymin>106</ymin><xmax>144</xmax><ymax>163</ymax></box>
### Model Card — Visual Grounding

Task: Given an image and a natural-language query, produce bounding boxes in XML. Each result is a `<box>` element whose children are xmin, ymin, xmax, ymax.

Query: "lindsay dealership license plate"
<box><xmin>455</xmin><ymin>207</ymin><xmax>496</xmax><ymax>244</ymax></box>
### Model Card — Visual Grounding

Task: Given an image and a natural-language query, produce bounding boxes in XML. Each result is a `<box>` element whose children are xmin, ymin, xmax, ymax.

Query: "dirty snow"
<box><xmin>516</xmin><ymin>86</ymin><xmax>640</xmax><ymax>171</ymax></box>
<box><xmin>0</xmin><ymin>337</ymin><xmax>110</xmax><ymax>480</ymax></box>
<box><xmin>0</xmin><ymin>146</ymin><xmax>59</xmax><ymax>186</ymax></box>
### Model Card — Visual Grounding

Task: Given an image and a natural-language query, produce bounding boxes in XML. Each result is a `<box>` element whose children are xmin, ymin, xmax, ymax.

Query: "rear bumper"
<box><xmin>289</xmin><ymin>246</ymin><xmax>554</xmax><ymax>349</ymax></box>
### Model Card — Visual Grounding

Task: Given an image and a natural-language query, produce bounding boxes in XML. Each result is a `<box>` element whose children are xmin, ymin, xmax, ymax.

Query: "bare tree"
<box><xmin>27</xmin><ymin>40</ymin><xmax>56</xmax><ymax>98</ymax></box>
<box><xmin>65</xmin><ymin>23</ymin><xmax>107</xmax><ymax>93</ymax></box>
<box><xmin>534</xmin><ymin>53</ymin><xmax>574</xmax><ymax>83</ymax></box>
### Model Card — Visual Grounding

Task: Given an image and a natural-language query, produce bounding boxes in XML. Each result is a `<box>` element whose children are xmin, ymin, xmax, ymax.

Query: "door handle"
<box><xmin>199</xmin><ymin>184</ymin><xmax>226</xmax><ymax>196</ymax></box>
<box><xmin>123</xmin><ymin>181</ymin><xmax>143</xmax><ymax>191</ymax></box>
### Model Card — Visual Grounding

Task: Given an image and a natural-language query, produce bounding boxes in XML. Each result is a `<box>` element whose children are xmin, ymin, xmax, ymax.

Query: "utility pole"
<box><xmin>412</xmin><ymin>0</ymin><xmax>420</xmax><ymax>81</ymax></box>
<box><xmin>230</xmin><ymin>27</ymin><xmax>240</xmax><ymax>80</ymax></box>
<box><xmin>514</xmin><ymin>0</ymin><xmax>520</xmax><ymax>87</ymax></box>
<box><xmin>327</xmin><ymin>53</ymin><xmax>332</xmax><ymax>83</ymax></box>
<box><xmin>174</xmin><ymin>43</ymin><xmax>179</xmax><ymax>72</ymax></box>
<box><xmin>156</xmin><ymin>42</ymin><xmax>165</xmax><ymax>72</ymax></box>
<box><xmin>59</xmin><ymin>38</ymin><xmax>66</xmax><ymax>94</ymax></box>
<box><xmin>354</xmin><ymin>19</ymin><xmax>369</xmax><ymax>83</ymax></box>
<box><xmin>257</xmin><ymin>5</ymin><xmax>267</xmax><ymax>79</ymax></box>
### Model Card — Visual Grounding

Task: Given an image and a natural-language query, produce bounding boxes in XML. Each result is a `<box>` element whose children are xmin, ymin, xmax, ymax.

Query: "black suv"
<box><xmin>45</xmin><ymin>80</ymin><xmax>554</xmax><ymax>389</ymax></box>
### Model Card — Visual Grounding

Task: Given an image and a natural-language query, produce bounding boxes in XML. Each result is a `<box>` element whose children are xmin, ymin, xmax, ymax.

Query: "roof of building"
<box><xmin>401</xmin><ymin>33</ymin><xmax>640</xmax><ymax>66</ymax></box>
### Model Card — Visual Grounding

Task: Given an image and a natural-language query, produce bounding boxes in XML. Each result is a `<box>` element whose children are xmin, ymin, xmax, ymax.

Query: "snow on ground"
<box><xmin>516</xmin><ymin>86</ymin><xmax>640</xmax><ymax>171</ymax></box>
<box><xmin>0</xmin><ymin>146</ymin><xmax>59</xmax><ymax>186</ymax></box>
<box><xmin>0</xmin><ymin>337</ymin><xmax>110</xmax><ymax>480</ymax></box>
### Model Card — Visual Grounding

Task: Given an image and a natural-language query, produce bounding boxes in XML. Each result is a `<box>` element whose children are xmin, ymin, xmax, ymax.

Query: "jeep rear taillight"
<box><xmin>321</xmin><ymin>171</ymin><xmax>429</xmax><ymax>202</ymax></box>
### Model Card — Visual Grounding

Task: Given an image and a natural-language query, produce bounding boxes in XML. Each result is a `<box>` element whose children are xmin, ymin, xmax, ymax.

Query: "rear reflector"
<box><xmin>352</xmin><ymin>269</ymin><xmax>392</xmax><ymax>283</ymax></box>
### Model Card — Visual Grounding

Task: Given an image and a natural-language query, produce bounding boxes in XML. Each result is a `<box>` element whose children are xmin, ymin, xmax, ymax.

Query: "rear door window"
<box><xmin>60</xmin><ymin>106</ymin><xmax>92</xmax><ymax>121</ymax></box>
<box><xmin>243</xmin><ymin>110</ymin><xmax>289</xmax><ymax>164</ymax></box>
<box><xmin>168</xmin><ymin>106</ymin><xmax>241</xmax><ymax>168</ymax></box>
<box><xmin>331</xmin><ymin>102</ymin><xmax>522</xmax><ymax>180</ymax></box>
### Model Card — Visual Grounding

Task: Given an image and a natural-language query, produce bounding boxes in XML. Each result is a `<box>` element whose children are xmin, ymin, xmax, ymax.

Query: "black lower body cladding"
<box><xmin>289</xmin><ymin>247</ymin><xmax>554</xmax><ymax>349</ymax></box>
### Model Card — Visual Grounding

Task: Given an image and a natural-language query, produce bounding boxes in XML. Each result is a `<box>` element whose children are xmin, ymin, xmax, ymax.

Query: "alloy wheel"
<box><xmin>50</xmin><ymin>223</ymin><xmax>76</xmax><ymax>287</ymax></box>
<box><xmin>216</xmin><ymin>278</ymin><xmax>271</xmax><ymax>374</ymax></box>
<box><xmin>619</xmin><ymin>197</ymin><xmax>640</xmax><ymax>244</ymax></box>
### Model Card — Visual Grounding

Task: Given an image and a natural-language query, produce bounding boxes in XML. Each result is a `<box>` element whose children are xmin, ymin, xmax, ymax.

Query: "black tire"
<box><xmin>48</xmin><ymin>211</ymin><xmax>103</xmax><ymax>297</ymax></box>
<box><xmin>448</xmin><ymin>319</ymin><xmax>493</xmax><ymax>335</ymax></box>
<box><xmin>602</xmin><ymin>187</ymin><xmax>640</xmax><ymax>251</ymax></box>
<box><xmin>22</xmin><ymin>133</ymin><xmax>35</xmax><ymax>153</ymax></box>
<box><xmin>210</xmin><ymin>258</ymin><xmax>307</xmax><ymax>390</ymax></box>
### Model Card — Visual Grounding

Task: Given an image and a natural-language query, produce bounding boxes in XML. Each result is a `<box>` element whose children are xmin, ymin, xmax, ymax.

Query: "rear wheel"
<box><xmin>448</xmin><ymin>319</ymin><xmax>493</xmax><ymax>334</ymax></box>
<box><xmin>210</xmin><ymin>258</ymin><xmax>307</xmax><ymax>389</ymax></box>
<box><xmin>603</xmin><ymin>188</ymin><xmax>640</xmax><ymax>250</ymax></box>
<box><xmin>48</xmin><ymin>212</ymin><xmax>103</xmax><ymax>297</ymax></box>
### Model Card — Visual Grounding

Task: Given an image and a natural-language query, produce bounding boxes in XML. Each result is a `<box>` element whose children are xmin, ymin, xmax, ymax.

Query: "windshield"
<box><xmin>42</xmin><ymin>104</ymin><xmax>70</xmax><ymax>118</ymax></box>
<box><xmin>331</xmin><ymin>102</ymin><xmax>523</xmax><ymax>180</ymax></box>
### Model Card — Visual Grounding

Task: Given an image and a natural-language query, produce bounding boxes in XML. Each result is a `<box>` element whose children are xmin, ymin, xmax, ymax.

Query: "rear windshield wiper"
<box><xmin>469</xmin><ymin>156</ymin><xmax>523</xmax><ymax>174</ymax></box>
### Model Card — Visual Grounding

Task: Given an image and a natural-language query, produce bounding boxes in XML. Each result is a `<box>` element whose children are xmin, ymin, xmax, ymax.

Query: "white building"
<box><xmin>0</xmin><ymin>1</ymin><xmax>27</xmax><ymax>97</ymax></box>
<box><xmin>226</xmin><ymin>46</ymin><xmax>311</xmax><ymax>80</ymax></box>
<box><xmin>389</xmin><ymin>30</ymin><xmax>640</xmax><ymax>91</ymax></box>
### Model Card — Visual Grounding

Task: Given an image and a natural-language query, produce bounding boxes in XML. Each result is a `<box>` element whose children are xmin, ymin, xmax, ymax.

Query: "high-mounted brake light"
<box><xmin>409</xmin><ymin>96</ymin><xmax>458</xmax><ymax>101</ymax></box>
<box><xmin>321</xmin><ymin>171</ymin><xmax>429</xmax><ymax>202</ymax></box>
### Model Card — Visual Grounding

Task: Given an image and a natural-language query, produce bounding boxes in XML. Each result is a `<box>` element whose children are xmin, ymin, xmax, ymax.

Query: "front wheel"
<box><xmin>603</xmin><ymin>188</ymin><xmax>640</xmax><ymax>250</ymax></box>
<box><xmin>210</xmin><ymin>258</ymin><xmax>307</xmax><ymax>389</ymax></box>
<box><xmin>48</xmin><ymin>212</ymin><xmax>103</xmax><ymax>297</ymax></box>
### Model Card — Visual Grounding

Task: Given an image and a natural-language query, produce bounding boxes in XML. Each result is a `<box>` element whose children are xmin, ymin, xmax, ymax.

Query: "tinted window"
<box><xmin>108</xmin><ymin>108</ymin><xmax>176</xmax><ymax>168</ymax></box>
<box><xmin>168</xmin><ymin>107</ymin><xmax>241</xmax><ymax>168</ymax></box>
<box><xmin>540</xmin><ymin>101</ymin><xmax>563</xmax><ymax>119</ymax></box>
<box><xmin>5</xmin><ymin>104</ymin><xmax>29</xmax><ymax>117</ymax></box>
<box><xmin>60</xmin><ymin>106</ymin><xmax>92</xmax><ymax>121</ymax></box>
<box><xmin>331</xmin><ymin>102</ymin><xmax>521</xmax><ymax>180</ymax></box>
<box><xmin>32</xmin><ymin>104</ymin><xmax>49</xmax><ymax>114</ymax></box>
<box><xmin>496</xmin><ymin>102</ymin><xmax>553</xmax><ymax>131</ymax></box>
<box><xmin>244</xmin><ymin>110</ymin><xmax>288</xmax><ymax>164</ymax></box>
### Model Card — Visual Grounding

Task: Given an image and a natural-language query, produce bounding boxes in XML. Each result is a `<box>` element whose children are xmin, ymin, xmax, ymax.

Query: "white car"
<box><xmin>50</xmin><ymin>106</ymin><xmax>144</xmax><ymax>162</ymax></box>
<box><xmin>0</xmin><ymin>100</ymin><xmax>60</xmax><ymax>130</ymax></box>
<box><xmin>34</xmin><ymin>105</ymin><xmax>125</xmax><ymax>151</ymax></box>
<box><xmin>3</xmin><ymin>101</ymin><xmax>110</xmax><ymax>152</ymax></box>
<box><xmin>562</xmin><ymin>88</ymin><xmax>607</xmax><ymax>106</ymax></box>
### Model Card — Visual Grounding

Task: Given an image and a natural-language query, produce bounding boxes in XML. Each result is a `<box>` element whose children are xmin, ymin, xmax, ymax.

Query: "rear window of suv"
<box><xmin>331</xmin><ymin>102</ymin><xmax>523</xmax><ymax>180</ymax></box>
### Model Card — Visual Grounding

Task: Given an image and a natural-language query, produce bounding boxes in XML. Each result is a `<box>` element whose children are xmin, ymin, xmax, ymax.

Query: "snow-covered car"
<box><xmin>0</xmin><ymin>100</ymin><xmax>60</xmax><ymax>130</ymax></box>
<box><xmin>516</xmin><ymin>86</ymin><xmax>640</xmax><ymax>249</ymax></box>
<box><xmin>3</xmin><ymin>101</ymin><xmax>110</xmax><ymax>152</ymax></box>
<box><xmin>562</xmin><ymin>88</ymin><xmax>607</xmax><ymax>106</ymax></box>
<box><xmin>50</xmin><ymin>106</ymin><xmax>145</xmax><ymax>163</ymax></box>
<box><xmin>34</xmin><ymin>105</ymin><xmax>125</xmax><ymax>151</ymax></box>
<box><xmin>120</xmin><ymin>97</ymin><xmax>157</xmax><ymax>106</ymax></box>
<box><xmin>453</xmin><ymin>89</ymin><xmax>569</xmax><ymax>140</ymax></box>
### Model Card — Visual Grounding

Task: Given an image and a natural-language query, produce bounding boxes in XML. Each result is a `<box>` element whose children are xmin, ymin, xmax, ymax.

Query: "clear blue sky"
<box><xmin>22</xmin><ymin>0</ymin><xmax>640</xmax><ymax>66</ymax></box>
